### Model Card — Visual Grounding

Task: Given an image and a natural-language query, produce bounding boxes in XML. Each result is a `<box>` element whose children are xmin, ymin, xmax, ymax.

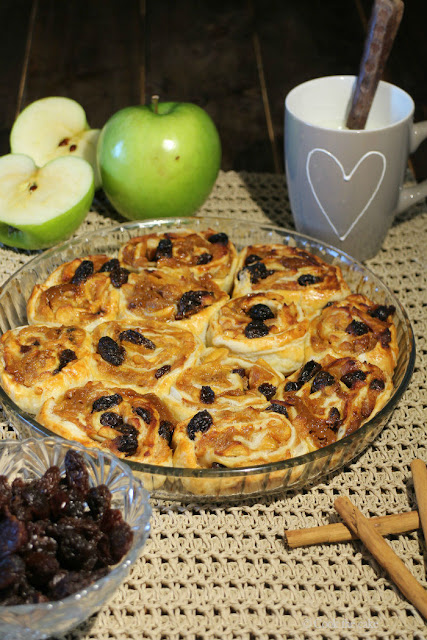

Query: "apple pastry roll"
<box><xmin>37</xmin><ymin>381</ymin><xmax>175</xmax><ymax>469</ymax></box>
<box><xmin>172</xmin><ymin>404</ymin><xmax>313</xmax><ymax>494</ymax></box>
<box><xmin>119</xmin><ymin>228</ymin><xmax>238</xmax><ymax>292</ymax></box>
<box><xmin>90</xmin><ymin>321</ymin><xmax>204</xmax><ymax>396</ymax></box>
<box><xmin>206</xmin><ymin>292</ymin><xmax>308</xmax><ymax>374</ymax></box>
<box><xmin>233</xmin><ymin>244</ymin><xmax>351</xmax><ymax>315</ymax></box>
<box><xmin>0</xmin><ymin>324</ymin><xmax>93</xmax><ymax>414</ymax></box>
<box><xmin>167</xmin><ymin>346</ymin><xmax>284</xmax><ymax>421</ymax></box>
<box><xmin>27</xmin><ymin>254</ymin><xmax>125</xmax><ymax>330</ymax></box>
<box><xmin>117</xmin><ymin>268</ymin><xmax>229</xmax><ymax>338</ymax></box>
<box><xmin>275</xmin><ymin>356</ymin><xmax>393</xmax><ymax>447</ymax></box>
<box><xmin>305</xmin><ymin>293</ymin><xmax>398</xmax><ymax>376</ymax></box>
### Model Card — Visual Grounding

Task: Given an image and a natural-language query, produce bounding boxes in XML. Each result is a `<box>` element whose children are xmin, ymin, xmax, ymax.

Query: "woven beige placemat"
<box><xmin>1</xmin><ymin>171</ymin><xmax>426</xmax><ymax>640</ymax></box>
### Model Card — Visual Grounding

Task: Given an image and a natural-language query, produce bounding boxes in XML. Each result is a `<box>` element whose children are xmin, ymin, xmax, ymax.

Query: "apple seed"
<box><xmin>58</xmin><ymin>138</ymin><xmax>70</xmax><ymax>146</ymax></box>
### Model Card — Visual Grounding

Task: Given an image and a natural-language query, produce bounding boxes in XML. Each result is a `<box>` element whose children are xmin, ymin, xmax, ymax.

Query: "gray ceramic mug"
<box><xmin>284</xmin><ymin>75</ymin><xmax>427</xmax><ymax>261</ymax></box>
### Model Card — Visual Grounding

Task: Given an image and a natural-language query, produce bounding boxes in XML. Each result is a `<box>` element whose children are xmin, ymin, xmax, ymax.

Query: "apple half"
<box><xmin>10</xmin><ymin>97</ymin><xmax>101</xmax><ymax>188</ymax></box>
<box><xmin>0</xmin><ymin>154</ymin><xmax>94</xmax><ymax>250</ymax></box>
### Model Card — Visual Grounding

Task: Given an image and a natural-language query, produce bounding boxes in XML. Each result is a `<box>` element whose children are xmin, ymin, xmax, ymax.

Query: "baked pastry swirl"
<box><xmin>233</xmin><ymin>244</ymin><xmax>351</xmax><ymax>315</ymax></box>
<box><xmin>118</xmin><ymin>268</ymin><xmax>228</xmax><ymax>337</ymax></box>
<box><xmin>37</xmin><ymin>381</ymin><xmax>175</xmax><ymax>468</ymax></box>
<box><xmin>0</xmin><ymin>324</ymin><xmax>92</xmax><ymax>413</ymax></box>
<box><xmin>206</xmin><ymin>291</ymin><xmax>308</xmax><ymax>373</ymax></box>
<box><xmin>119</xmin><ymin>229</ymin><xmax>238</xmax><ymax>292</ymax></box>
<box><xmin>167</xmin><ymin>346</ymin><xmax>284</xmax><ymax>421</ymax></box>
<box><xmin>275</xmin><ymin>356</ymin><xmax>393</xmax><ymax>447</ymax></box>
<box><xmin>27</xmin><ymin>254</ymin><xmax>123</xmax><ymax>330</ymax></box>
<box><xmin>305</xmin><ymin>293</ymin><xmax>398</xmax><ymax>375</ymax></box>
<box><xmin>90</xmin><ymin>321</ymin><xmax>204</xmax><ymax>395</ymax></box>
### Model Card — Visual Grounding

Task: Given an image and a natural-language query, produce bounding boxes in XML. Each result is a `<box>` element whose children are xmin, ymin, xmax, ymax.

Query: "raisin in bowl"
<box><xmin>0</xmin><ymin>217</ymin><xmax>416</xmax><ymax>501</ymax></box>
<box><xmin>0</xmin><ymin>436</ymin><xmax>151</xmax><ymax>640</ymax></box>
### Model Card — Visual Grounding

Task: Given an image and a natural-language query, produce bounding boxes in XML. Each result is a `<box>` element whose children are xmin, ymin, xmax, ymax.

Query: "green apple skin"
<box><xmin>0</xmin><ymin>154</ymin><xmax>94</xmax><ymax>250</ymax></box>
<box><xmin>97</xmin><ymin>101</ymin><xmax>221</xmax><ymax>220</ymax></box>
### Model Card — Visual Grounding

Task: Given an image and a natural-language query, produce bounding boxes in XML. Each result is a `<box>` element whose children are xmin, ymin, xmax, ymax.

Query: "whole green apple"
<box><xmin>97</xmin><ymin>99</ymin><xmax>221</xmax><ymax>220</ymax></box>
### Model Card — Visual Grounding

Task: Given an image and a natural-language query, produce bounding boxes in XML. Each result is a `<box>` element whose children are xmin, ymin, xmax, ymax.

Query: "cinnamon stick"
<box><xmin>335</xmin><ymin>496</ymin><xmax>427</xmax><ymax>620</ymax></box>
<box><xmin>411</xmin><ymin>458</ymin><xmax>427</xmax><ymax>544</ymax></box>
<box><xmin>285</xmin><ymin>510</ymin><xmax>419</xmax><ymax>548</ymax></box>
<box><xmin>346</xmin><ymin>0</ymin><xmax>404</xmax><ymax>130</ymax></box>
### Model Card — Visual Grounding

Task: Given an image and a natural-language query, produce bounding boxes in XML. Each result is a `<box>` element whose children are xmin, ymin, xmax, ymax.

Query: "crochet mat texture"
<box><xmin>0</xmin><ymin>171</ymin><xmax>426</xmax><ymax>640</ymax></box>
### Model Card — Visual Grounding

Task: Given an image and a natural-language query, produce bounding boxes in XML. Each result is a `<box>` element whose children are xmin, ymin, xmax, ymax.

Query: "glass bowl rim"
<box><xmin>0</xmin><ymin>435</ymin><xmax>152</xmax><ymax>612</ymax></box>
<box><xmin>0</xmin><ymin>215</ymin><xmax>416</xmax><ymax>480</ymax></box>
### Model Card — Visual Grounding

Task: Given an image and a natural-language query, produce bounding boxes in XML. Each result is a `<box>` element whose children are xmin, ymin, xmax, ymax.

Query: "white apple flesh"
<box><xmin>10</xmin><ymin>97</ymin><xmax>101</xmax><ymax>188</ymax></box>
<box><xmin>0</xmin><ymin>154</ymin><xmax>94</xmax><ymax>250</ymax></box>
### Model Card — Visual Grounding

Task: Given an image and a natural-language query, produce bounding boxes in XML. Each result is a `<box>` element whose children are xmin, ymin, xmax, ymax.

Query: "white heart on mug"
<box><xmin>306</xmin><ymin>149</ymin><xmax>386</xmax><ymax>241</ymax></box>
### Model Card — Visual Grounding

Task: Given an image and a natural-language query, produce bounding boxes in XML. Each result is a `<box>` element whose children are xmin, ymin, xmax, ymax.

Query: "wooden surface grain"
<box><xmin>1</xmin><ymin>0</ymin><xmax>426</xmax><ymax>178</ymax></box>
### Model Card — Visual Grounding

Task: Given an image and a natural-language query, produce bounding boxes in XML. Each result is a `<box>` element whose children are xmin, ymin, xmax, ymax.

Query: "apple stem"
<box><xmin>152</xmin><ymin>95</ymin><xmax>159</xmax><ymax>114</ymax></box>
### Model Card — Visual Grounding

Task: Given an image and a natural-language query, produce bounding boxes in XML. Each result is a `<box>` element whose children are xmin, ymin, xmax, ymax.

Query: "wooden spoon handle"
<box><xmin>346</xmin><ymin>0</ymin><xmax>404</xmax><ymax>130</ymax></box>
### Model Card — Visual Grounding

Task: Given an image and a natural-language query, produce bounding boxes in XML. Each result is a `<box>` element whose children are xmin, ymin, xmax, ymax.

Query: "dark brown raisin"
<box><xmin>86</xmin><ymin>485</ymin><xmax>112</xmax><ymax>519</ymax></box>
<box><xmin>284</xmin><ymin>381</ymin><xmax>302</xmax><ymax>392</ymax></box>
<box><xmin>176</xmin><ymin>290</ymin><xmax>208</xmax><ymax>319</ymax></box>
<box><xmin>159</xmin><ymin>421</ymin><xmax>174</xmax><ymax>446</ymax></box>
<box><xmin>110</xmin><ymin>267</ymin><xmax>129</xmax><ymax>288</ymax></box>
<box><xmin>107</xmin><ymin>520</ymin><xmax>133</xmax><ymax>564</ymax></box>
<box><xmin>200</xmin><ymin>385</ymin><xmax>215</xmax><ymax>404</ymax></box>
<box><xmin>247</xmin><ymin>304</ymin><xmax>275</xmax><ymax>321</ymax></box>
<box><xmin>133</xmin><ymin>406</ymin><xmax>152</xmax><ymax>424</ymax></box>
<box><xmin>244</xmin><ymin>254</ymin><xmax>261</xmax><ymax>265</ymax></box>
<box><xmin>0</xmin><ymin>554</ymin><xmax>25</xmax><ymax>589</ymax></box>
<box><xmin>99</xmin><ymin>258</ymin><xmax>120</xmax><ymax>273</ymax></box>
<box><xmin>92</xmin><ymin>393</ymin><xmax>122</xmax><ymax>413</ymax></box>
<box><xmin>100</xmin><ymin>412</ymin><xmax>124</xmax><ymax>428</ymax></box>
<box><xmin>369</xmin><ymin>304</ymin><xmax>396</xmax><ymax>321</ymax></box>
<box><xmin>240</xmin><ymin>261</ymin><xmax>274</xmax><ymax>284</ymax></box>
<box><xmin>370</xmin><ymin>378</ymin><xmax>385</xmax><ymax>391</ymax></box>
<box><xmin>232</xmin><ymin>367</ymin><xmax>245</xmax><ymax>377</ymax></box>
<box><xmin>244</xmin><ymin>320</ymin><xmax>270</xmax><ymax>339</ymax></box>
<box><xmin>345</xmin><ymin>319</ymin><xmax>370</xmax><ymax>336</ymax></box>
<box><xmin>119</xmin><ymin>329</ymin><xmax>156</xmax><ymax>349</ymax></box>
<box><xmin>25</xmin><ymin>551</ymin><xmax>60</xmax><ymax>589</ymax></box>
<box><xmin>154</xmin><ymin>237</ymin><xmax>173</xmax><ymax>260</ymax></box>
<box><xmin>258</xmin><ymin>383</ymin><xmax>276</xmax><ymax>400</ymax></box>
<box><xmin>341</xmin><ymin>370</ymin><xmax>367</xmax><ymax>388</ymax></box>
<box><xmin>155</xmin><ymin>364</ymin><xmax>171</xmax><ymax>378</ymax></box>
<box><xmin>113</xmin><ymin>432</ymin><xmax>138</xmax><ymax>456</ymax></box>
<box><xmin>297</xmin><ymin>274</ymin><xmax>322</xmax><ymax>286</ymax></box>
<box><xmin>326</xmin><ymin>407</ymin><xmax>341</xmax><ymax>432</ymax></box>
<box><xmin>97</xmin><ymin>336</ymin><xmax>125</xmax><ymax>366</ymax></box>
<box><xmin>0</xmin><ymin>476</ymin><xmax>11</xmax><ymax>512</ymax></box>
<box><xmin>187</xmin><ymin>410</ymin><xmax>213</xmax><ymax>440</ymax></box>
<box><xmin>310</xmin><ymin>371</ymin><xmax>335</xmax><ymax>393</ymax></box>
<box><xmin>298</xmin><ymin>360</ymin><xmax>322</xmax><ymax>384</ymax></box>
<box><xmin>64</xmin><ymin>450</ymin><xmax>89</xmax><ymax>496</ymax></box>
<box><xmin>208</xmin><ymin>232</ymin><xmax>228</xmax><ymax>245</ymax></box>
<box><xmin>71</xmin><ymin>260</ymin><xmax>94</xmax><ymax>285</ymax></box>
<box><xmin>380</xmin><ymin>328</ymin><xmax>392</xmax><ymax>348</ymax></box>
<box><xmin>211</xmin><ymin>462</ymin><xmax>227</xmax><ymax>468</ymax></box>
<box><xmin>265</xmin><ymin>402</ymin><xmax>289</xmax><ymax>417</ymax></box>
<box><xmin>53</xmin><ymin>349</ymin><xmax>77</xmax><ymax>374</ymax></box>
<box><xmin>0</xmin><ymin>514</ymin><xmax>27</xmax><ymax>558</ymax></box>
<box><xmin>196</xmin><ymin>252</ymin><xmax>213</xmax><ymax>265</ymax></box>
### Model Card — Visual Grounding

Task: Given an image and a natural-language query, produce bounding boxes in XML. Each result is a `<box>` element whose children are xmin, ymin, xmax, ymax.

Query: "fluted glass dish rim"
<box><xmin>0</xmin><ymin>216</ymin><xmax>416</xmax><ymax>501</ymax></box>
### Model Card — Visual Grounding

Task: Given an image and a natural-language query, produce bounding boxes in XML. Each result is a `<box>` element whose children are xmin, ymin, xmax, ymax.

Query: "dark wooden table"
<box><xmin>1</xmin><ymin>0</ymin><xmax>427</xmax><ymax>179</ymax></box>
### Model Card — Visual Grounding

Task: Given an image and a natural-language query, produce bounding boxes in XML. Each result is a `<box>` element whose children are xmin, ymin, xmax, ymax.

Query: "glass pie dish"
<box><xmin>0</xmin><ymin>216</ymin><xmax>416</xmax><ymax>501</ymax></box>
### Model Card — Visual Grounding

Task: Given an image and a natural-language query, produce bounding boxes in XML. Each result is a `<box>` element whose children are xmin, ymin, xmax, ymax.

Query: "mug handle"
<box><xmin>396</xmin><ymin>120</ymin><xmax>427</xmax><ymax>214</ymax></box>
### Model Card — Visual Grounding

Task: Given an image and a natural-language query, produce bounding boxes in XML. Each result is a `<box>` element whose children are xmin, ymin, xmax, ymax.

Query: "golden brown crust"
<box><xmin>27</xmin><ymin>255</ymin><xmax>121</xmax><ymax>330</ymax></box>
<box><xmin>119</xmin><ymin>229</ymin><xmax>238</xmax><ymax>292</ymax></box>
<box><xmin>305</xmin><ymin>293</ymin><xmax>398</xmax><ymax>375</ymax></box>
<box><xmin>0</xmin><ymin>324</ymin><xmax>92</xmax><ymax>413</ymax></box>
<box><xmin>117</xmin><ymin>269</ymin><xmax>229</xmax><ymax>338</ymax></box>
<box><xmin>233</xmin><ymin>244</ymin><xmax>351</xmax><ymax>315</ymax></box>
<box><xmin>90</xmin><ymin>321</ymin><xmax>204</xmax><ymax>395</ymax></box>
<box><xmin>207</xmin><ymin>291</ymin><xmax>308</xmax><ymax>373</ymax></box>
<box><xmin>37</xmin><ymin>381</ymin><xmax>175</xmax><ymax>467</ymax></box>
<box><xmin>166</xmin><ymin>347</ymin><xmax>284</xmax><ymax>421</ymax></box>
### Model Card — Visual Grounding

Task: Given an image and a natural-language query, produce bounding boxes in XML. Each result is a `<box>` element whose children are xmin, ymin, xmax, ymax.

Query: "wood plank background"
<box><xmin>1</xmin><ymin>0</ymin><xmax>426</xmax><ymax>179</ymax></box>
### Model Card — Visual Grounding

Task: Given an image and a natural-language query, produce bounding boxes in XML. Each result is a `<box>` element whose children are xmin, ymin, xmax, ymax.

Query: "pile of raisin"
<box><xmin>0</xmin><ymin>449</ymin><xmax>133</xmax><ymax>605</ymax></box>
